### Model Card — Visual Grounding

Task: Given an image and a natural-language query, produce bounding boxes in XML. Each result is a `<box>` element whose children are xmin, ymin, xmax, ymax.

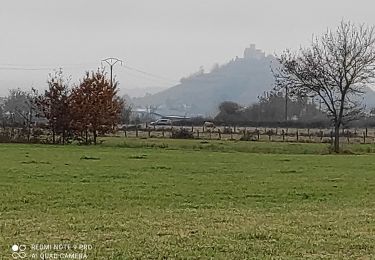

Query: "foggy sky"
<box><xmin>0</xmin><ymin>0</ymin><xmax>374</xmax><ymax>96</ymax></box>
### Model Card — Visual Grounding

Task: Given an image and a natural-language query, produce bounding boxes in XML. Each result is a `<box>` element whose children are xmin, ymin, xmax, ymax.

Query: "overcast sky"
<box><xmin>0</xmin><ymin>0</ymin><xmax>374</xmax><ymax>96</ymax></box>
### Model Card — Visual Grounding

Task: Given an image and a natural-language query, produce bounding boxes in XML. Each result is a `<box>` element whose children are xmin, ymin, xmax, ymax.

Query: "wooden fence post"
<box><xmin>135</xmin><ymin>125</ymin><xmax>139</xmax><ymax>138</ymax></box>
<box><xmin>218</xmin><ymin>129</ymin><xmax>221</xmax><ymax>140</ymax></box>
<box><xmin>330</xmin><ymin>131</ymin><xmax>333</xmax><ymax>144</ymax></box>
<box><xmin>296</xmin><ymin>130</ymin><xmax>299</xmax><ymax>142</ymax></box>
<box><xmin>169</xmin><ymin>127</ymin><xmax>172</xmax><ymax>138</ymax></box>
<box><xmin>346</xmin><ymin>130</ymin><xmax>350</xmax><ymax>144</ymax></box>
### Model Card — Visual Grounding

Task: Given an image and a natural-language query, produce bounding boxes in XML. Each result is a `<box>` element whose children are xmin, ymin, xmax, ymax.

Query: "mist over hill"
<box><xmin>133</xmin><ymin>45</ymin><xmax>375</xmax><ymax>116</ymax></box>
<box><xmin>133</xmin><ymin>45</ymin><xmax>277</xmax><ymax>116</ymax></box>
<box><xmin>121</xmin><ymin>87</ymin><xmax>168</xmax><ymax>98</ymax></box>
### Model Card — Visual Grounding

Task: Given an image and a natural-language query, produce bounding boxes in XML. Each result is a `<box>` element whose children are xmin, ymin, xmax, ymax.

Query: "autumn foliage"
<box><xmin>70</xmin><ymin>70</ymin><xmax>123</xmax><ymax>144</ymax></box>
<box><xmin>36</xmin><ymin>69</ymin><xmax>123</xmax><ymax>144</ymax></box>
<box><xmin>36</xmin><ymin>70</ymin><xmax>71</xmax><ymax>144</ymax></box>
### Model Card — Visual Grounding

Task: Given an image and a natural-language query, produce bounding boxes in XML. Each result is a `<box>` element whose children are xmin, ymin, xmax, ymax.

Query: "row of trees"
<box><xmin>0</xmin><ymin>69</ymin><xmax>126</xmax><ymax>144</ymax></box>
<box><xmin>215</xmin><ymin>92</ymin><xmax>327</xmax><ymax>126</ymax></box>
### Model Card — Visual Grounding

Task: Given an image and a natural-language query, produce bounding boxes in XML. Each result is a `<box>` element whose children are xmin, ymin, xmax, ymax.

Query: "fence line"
<box><xmin>121</xmin><ymin>126</ymin><xmax>375</xmax><ymax>144</ymax></box>
<box><xmin>1</xmin><ymin>125</ymin><xmax>373</xmax><ymax>144</ymax></box>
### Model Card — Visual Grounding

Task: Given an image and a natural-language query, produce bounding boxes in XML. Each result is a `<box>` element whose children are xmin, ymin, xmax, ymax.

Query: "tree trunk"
<box><xmin>334</xmin><ymin>99</ymin><xmax>345</xmax><ymax>153</ymax></box>
<box><xmin>27</xmin><ymin>124</ymin><xmax>31</xmax><ymax>143</ymax></box>
<box><xmin>52</xmin><ymin>129</ymin><xmax>56</xmax><ymax>144</ymax></box>
<box><xmin>93</xmin><ymin>130</ymin><xmax>97</xmax><ymax>145</ymax></box>
<box><xmin>28</xmin><ymin>110</ymin><xmax>32</xmax><ymax>143</ymax></box>
<box><xmin>334</xmin><ymin>124</ymin><xmax>340</xmax><ymax>153</ymax></box>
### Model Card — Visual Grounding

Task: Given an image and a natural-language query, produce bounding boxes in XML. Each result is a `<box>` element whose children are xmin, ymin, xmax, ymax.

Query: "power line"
<box><xmin>0</xmin><ymin>67</ymin><xmax>56</xmax><ymax>71</ymax></box>
<box><xmin>0</xmin><ymin>61</ymin><xmax>100</xmax><ymax>71</ymax></box>
<box><xmin>123</xmin><ymin>65</ymin><xmax>178</xmax><ymax>84</ymax></box>
<box><xmin>0</xmin><ymin>61</ymin><xmax>98</xmax><ymax>67</ymax></box>
<box><xmin>123</xmin><ymin>69</ymin><xmax>175</xmax><ymax>86</ymax></box>
<box><xmin>0</xmin><ymin>61</ymin><xmax>180</xmax><ymax>85</ymax></box>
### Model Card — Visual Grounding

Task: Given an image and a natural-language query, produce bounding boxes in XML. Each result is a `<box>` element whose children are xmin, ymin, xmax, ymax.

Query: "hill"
<box><xmin>133</xmin><ymin>45</ymin><xmax>276</xmax><ymax>116</ymax></box>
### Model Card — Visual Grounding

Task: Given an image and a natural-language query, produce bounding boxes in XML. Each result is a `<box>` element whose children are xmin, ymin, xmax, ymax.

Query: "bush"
<box><xmin>223</xmin><ymin>127</ymin><xmax>232</xmax><ymax>134</ymax></box>
<box><xmin>171</xmin><ymin>128</ymin><xmax>194</xmax><ymax>139</ymax></box>
<box><xmin>240</xmin><ymin>131</ymin><xmax>257</xmax><ymax>141</ymax></box>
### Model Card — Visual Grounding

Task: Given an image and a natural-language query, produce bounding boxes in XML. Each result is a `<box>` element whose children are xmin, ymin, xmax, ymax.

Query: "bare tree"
<box><xmin>4</xmin><ymin>88</ymin><xmax>38</xmax><ymax>142</ymax></box>
<box><xmin>120</xmin><ymin>100</ymin><xmax>132</xmax><ymax>125</ymax></box>
<box><xmin>274</xmin><ymin>21</ymin><xmax>375</xmax><ymax>152</ymax></box>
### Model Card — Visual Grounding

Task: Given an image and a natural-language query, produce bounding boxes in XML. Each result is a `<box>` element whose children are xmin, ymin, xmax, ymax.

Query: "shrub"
<box><xmin>240</xmin><ymin>131</ymin><xmax>257</xmax><ymax>141</ymax></box>
<box><xmin>171</xmin><ymin>128</ymin><xmax>194</xmax><ymax>139</ymax></box>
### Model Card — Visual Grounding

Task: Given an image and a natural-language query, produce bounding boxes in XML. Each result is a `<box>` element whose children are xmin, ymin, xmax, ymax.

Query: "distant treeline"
<box><xmin>172</xmin><ymin>91</ymin><xmax>375</xmax><ymax>129</ymax></box>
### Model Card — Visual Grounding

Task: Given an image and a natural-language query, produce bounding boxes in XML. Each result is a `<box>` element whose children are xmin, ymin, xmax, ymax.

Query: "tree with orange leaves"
<box><xmin>70</xmin><ymin>69</ymin><xmax>123</xmax><ymax>144</ymax></box>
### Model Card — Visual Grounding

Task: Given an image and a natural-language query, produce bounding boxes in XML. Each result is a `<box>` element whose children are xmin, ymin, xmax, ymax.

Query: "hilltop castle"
<box><xmin>243</xmin><ymin>44</ymin><xmax>265</xmax><ymax>60</ymax></box>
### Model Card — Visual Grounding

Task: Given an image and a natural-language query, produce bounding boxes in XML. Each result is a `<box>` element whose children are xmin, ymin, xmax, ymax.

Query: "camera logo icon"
<box><xmin>11</xmin><ymin>244</ymin><xmax>27</xmax><ymax>259</ymax></box>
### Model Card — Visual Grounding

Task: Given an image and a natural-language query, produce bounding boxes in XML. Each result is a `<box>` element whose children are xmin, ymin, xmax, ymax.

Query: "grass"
<box><xmin>102</xmin><ymin>136</ymin><xmax>375</xmax><ymax>155</ymax></box>
<box><xmin>0</xmin><ymin>140</ymin><xmax>374</xmax><ymax>259</ymax></box>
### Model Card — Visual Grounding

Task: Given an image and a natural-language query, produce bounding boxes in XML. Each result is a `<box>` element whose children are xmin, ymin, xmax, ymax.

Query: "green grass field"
<box><xmin>1</xmin><ymin>139</ymin><xmax>374</xmax><ymax>259</ymax></box>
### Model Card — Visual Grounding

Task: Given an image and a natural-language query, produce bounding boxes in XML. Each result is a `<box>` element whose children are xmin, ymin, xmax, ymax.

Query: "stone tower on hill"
<box><xmin>244</xmin><ymin>44</ymin><xmax>265</xmax><ymax>60</ymax></box>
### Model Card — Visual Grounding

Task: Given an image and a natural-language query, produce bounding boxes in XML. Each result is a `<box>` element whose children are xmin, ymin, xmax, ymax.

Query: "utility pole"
<box><xmin>285</xmin><ymin>86</ymin><xmax>288</xmax><ymax>121</ymax></box>
<box><xmin>102</xmin><ymin>58</ymin><xmax>123</xmax><ymax>87</ymax></box>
